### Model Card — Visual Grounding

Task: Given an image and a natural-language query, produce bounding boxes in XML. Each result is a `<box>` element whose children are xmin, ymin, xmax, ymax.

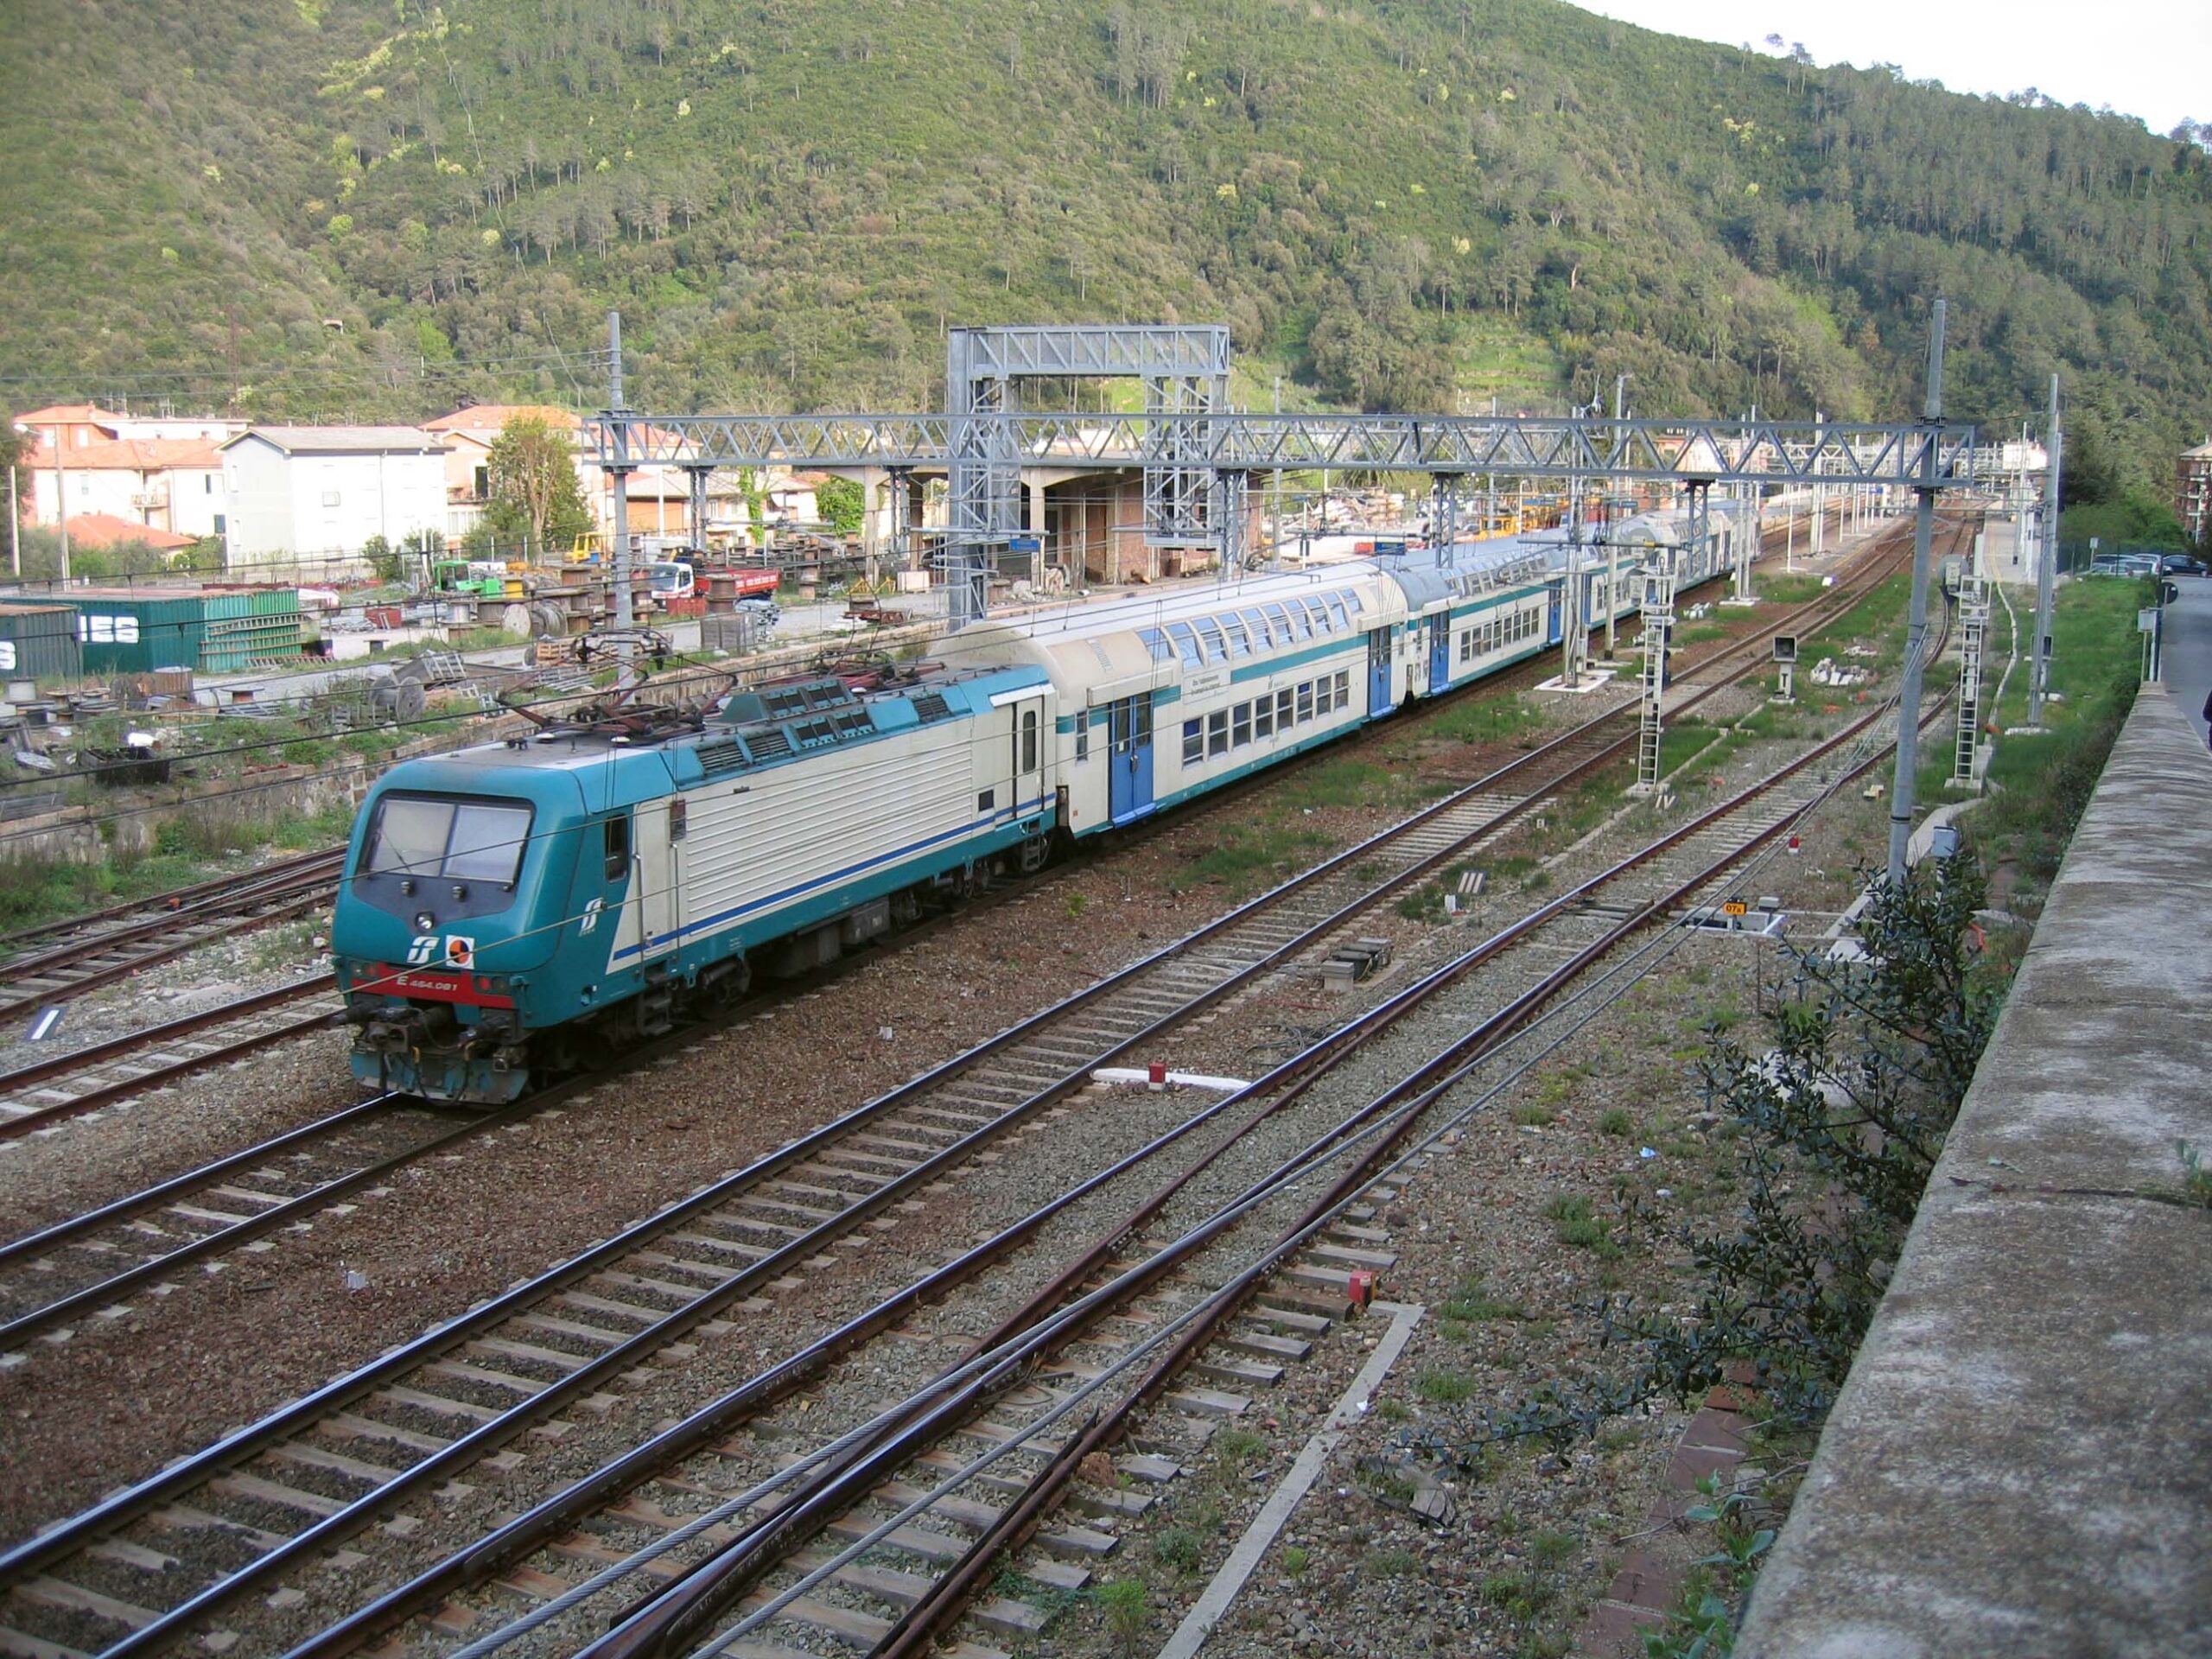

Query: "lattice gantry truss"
<box><xmin>586</xmin><ymin>323</ymin><xmax>1986</xmax><ymax>623</ymax></box>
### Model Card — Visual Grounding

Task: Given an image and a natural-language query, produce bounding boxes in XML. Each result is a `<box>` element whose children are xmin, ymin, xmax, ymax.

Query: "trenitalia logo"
<box><xmin>405</xmin><ymin>935</ymin><xmax>439</xmax><ymax>965</ymax></box>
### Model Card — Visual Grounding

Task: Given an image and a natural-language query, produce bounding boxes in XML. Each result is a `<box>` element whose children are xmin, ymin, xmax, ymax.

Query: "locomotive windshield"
<box><xmin>365</xmin><ymin>795</ymin><xmax>534</xmax><ymax>885</ymax></box>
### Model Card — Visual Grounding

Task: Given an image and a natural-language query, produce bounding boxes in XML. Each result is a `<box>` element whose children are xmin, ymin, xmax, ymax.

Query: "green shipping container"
<box><xmin>67</xmin><ymin>588</ymin><xmax>304</xmax><ymax>675</ymax></box>
<box><xmin>69</xmin><ymin>594</ymin><xmax>201</xmax><ymax>676</ymax></box>
<box><xmin>0</xmin><ymin>603</ymin><xmax>84</xmax><ymax>684</ymax></box>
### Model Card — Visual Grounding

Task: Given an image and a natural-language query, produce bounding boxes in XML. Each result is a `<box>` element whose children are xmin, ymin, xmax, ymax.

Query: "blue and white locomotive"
<box><xmin>332</xmin><ymin>519</ymin><xmax>1737</xmax><ymax>1103</ymax></box>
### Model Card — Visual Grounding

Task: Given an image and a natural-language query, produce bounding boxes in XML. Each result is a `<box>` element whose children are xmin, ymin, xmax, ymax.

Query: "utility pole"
<box><xmin>7</xmin><ymin>463</ymin><xmax>17</xmax><ymax>578</ymax></box>
<box><xmin>2027</xmin><ymin>375</ymin><xmax>2061</xmax><ymax>727</ymax></box>
<box><xmin>54</xmin><ymin>434</ymin><xmax>71</xmax><ymax>587</ymax></box>
<box><xmin>606</xmin><ymin>309</ymin><xmax>635</xmax><ymax>672</ymax></box>
<box><xmin>1885</xmin><ymin>299</ymin><xmax>1948</xmax><ymax>887</ymax></box>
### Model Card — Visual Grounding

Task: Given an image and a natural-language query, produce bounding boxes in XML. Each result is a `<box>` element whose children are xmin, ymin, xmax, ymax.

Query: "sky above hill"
<box><xmin>1580</xmin><ymin>0</ymin><xmax>2205</xmax><ymax>136</ymax></box>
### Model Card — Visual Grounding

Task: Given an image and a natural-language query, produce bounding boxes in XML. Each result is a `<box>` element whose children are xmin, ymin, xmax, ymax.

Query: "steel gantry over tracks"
<box><xmin>584</xmin><ymin>321</ymin><xmax>1986</xmax><ymax>627</ymax></box>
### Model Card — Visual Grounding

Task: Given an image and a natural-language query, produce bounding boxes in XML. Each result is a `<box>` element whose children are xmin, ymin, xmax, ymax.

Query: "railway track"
<box><xmin>0</xmin><ymin>851</ymin><xmax>342</xmax><ymax>1024</ymax></box>
<box><xmin>0</xmin><ymin>977</ymin><xmax>343</xmax><ymax>1141</ymax></box>
<box><xmin>0</xmin><ymin>524</ymin><xmax>1956</xmax><ymax>1659</ymax></box>
<box><xmin>0</xmin><ymin>1096</ymin><xmax>530</xmax><ymax>1354</ymax></box>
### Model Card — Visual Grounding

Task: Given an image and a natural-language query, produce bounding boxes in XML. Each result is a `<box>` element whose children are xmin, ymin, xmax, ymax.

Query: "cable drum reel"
<box><xmin>369</xmin><ymin>673</ymin><xmax>428</xmax><ymax>723</ymax></box>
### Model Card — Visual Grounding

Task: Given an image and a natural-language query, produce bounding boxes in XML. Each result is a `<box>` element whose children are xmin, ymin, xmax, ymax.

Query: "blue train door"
<box><xmin>1427</xmin><ymin>614</ymin><xmax>1451</xmax><ymax>694</ymax></box>
<box><xmin>1547</xmin><ymin>589</ymin><xmax>1564</xmax><ymax>645</ymax></box>
<box><xmin>1366</xmin><ymin>627</ymin><xmax>1394</xmax><ymax>717</ymax></box>
<box><xmin>1107</xmin><ymin>694</ymin><xmax>1154</xmax><ymax>823</ymax></box>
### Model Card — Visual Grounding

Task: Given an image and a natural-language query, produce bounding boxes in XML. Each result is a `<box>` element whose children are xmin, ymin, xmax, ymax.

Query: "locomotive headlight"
<box><xmin>415</xmin><ymin>911</ymin><xmax>435</xmax><ymax>932</ymax></box>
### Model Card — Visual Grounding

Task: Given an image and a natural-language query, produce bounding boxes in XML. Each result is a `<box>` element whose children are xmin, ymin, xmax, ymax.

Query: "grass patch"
<box><xmin>1215</xmin><ymin>1427</ymin><xmax>1267</xmax><ymax>1462</ymax></box>
<box><xmin>1546</xmin><ymin>1194</ymin><xmax>1619</xmax><ymax>1256</ymax></box>
<box><xmin>1757</xmin><ymin>573</ymin><xmax>1827</xmax><ymax>605</ymax></box>
<box><xmin>1414</xmin><ymin>1367</ymin><xmax>1475</xmax><ymax>1403</ymax></box>
<box><xmin>1366</xmin><ymin>1547</ymin><xmax>1420</xmax><ymax>1577</ymax></box>
<box><xmin>1152</xmin><ymin>1527</ymin><xmax>1205</xmax><ymax>1574</ymax></box>
<box><xmin>1426</xmin><ymin>693</ymin><xmax>1545</xmax><ymax>747</ymax></box>
<box><xmin>1440</xmin><ymin>1274</ymin><xmax>1526</xmax><ymax>1322</ymax></box>
<box><xmin>1090</xmin><ymin>1578</ymin><xmax>1148</xmax><ymax>1648</ymax></box>
<box><xmin>1967</xmin><ymin>576</ymin><xmax>2146</xmax><ymax>903</ymax></box>
<box><xmin>1598</xmin><ymin>1107</ymin><xmax>1634</xmax><ymax>1136</ymax></box>
<box><xmin>1167</xmin><ymin>817</ymin><xmax>1334</xmax><ymax>898</ymax></box>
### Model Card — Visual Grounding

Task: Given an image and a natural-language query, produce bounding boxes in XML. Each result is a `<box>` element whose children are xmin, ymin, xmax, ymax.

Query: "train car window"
<box><xmin>1296</xmin><ymin>682</ymin><xmax>1314</xmax><ymax>722</ymax></box>
<box><xmin>1240</xmin><ymin>608</ymin><xmax>1273</xmax><ymax>650</ymax></box>
<box><xmin>1344</xmin><ymin>589</ymin><xmax>1363</xmax><ymax>613</ymax></box>
<box><xmin>1262</xmin><ymin>602</ymin><xmax>1292</xmax><ymax>644</ymax></box>
<box><xmin>1138</xmin><ymin>627</ymin><xmax>1174</xmax><ymax>665</ymax></box>
<box><xmin>1194</xmin><ymin>618</ymin><xmax>1229</xmax><ymax>664</ymax></box>
<box><xmin>604</xmin><ymin>815</ymin><xmax>630</xmax><ymax>881</ymax></box>
<box><xmin>1325</xmin><ymin>596</ymin><xmax>1350</xmax><ymax>631</ymax></box>
<box><xmin>1216</xmin><ymin>615</ymin><xmax>1249</xmax><ymax>658</ymax></box>
<box><xmin>1077</xmin><ymin>715</ymin><xmax>1091</xmax><ymax>763</ymax></box>
<box><xmin>1254</xmin><ymin>696</ymin><xmax>1274</xmax><ymax>740</ymax></box>
<box><xmin>368</xmin><ymin>797</ymin><xmax>454</xmax><ymax>876</ymax></box>
<box><xmin>1332</xmin><ymin>671</ymin><xmax>1350</xmax><ymax>709</ymax></box>
<box><xmin>1020</xmin><ymin>709</ymin><xmax>1039</xmax><ymax>773</ymax></box>
<box><xmin>1166</xmin><ymin>621</ymin><xmax>1203</xmax><ymax>668</ymax></box>
<box><xmin>669</xmin><ymin>798</ymin><xmax>689</xmax><ymax>842</ymax></box>
<box><xmin>445</xmin><ymin>804</ymin><xmax>529</xmax><ymax>884</ymax></box>
<box><xmin>1182</xmin><ymin>719</ymin><xmax>1203</xmax><ymax>765</ymax></box>
<box><xmin>1208</xmin><ymin>710</ymin><xmax>1230</xmax><ymax>756</ymax></box>
<box><xmin>978</xmin><ymin>790</ymin><xmax>996</xmax><ymax>811</ymax></box>
<box><xmin>1232</xmin><ymin>702</ymin><xmax>1252</xmax><ymax>747</ymax></box>
<box><xmin>1284</xmin><ymin>603</ymin><xmax>1312</xmax><ymax>641</ymax></box>
<box><xmin>1276</xmin><ymin>688</ymin><xmax>1294</xmax><ymax>728</ymax></box>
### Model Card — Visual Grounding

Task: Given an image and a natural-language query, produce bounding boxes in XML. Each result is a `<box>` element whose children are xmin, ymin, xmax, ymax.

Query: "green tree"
<box><xmin>483</xmin><ymin>416</ymin><xmax>592</xmax><ymax>558</ymax></box>
<box><xmin>816</xmin><ymin>475</ymin><xmax>863</xmax><ymax>535</ymax></box>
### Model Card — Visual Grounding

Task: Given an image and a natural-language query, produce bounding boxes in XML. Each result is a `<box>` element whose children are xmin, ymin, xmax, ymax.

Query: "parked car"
<box><xmin>2158</xmin><ymin>554</ymin><xmax>2208</xmax><ymax>577</ymax></box>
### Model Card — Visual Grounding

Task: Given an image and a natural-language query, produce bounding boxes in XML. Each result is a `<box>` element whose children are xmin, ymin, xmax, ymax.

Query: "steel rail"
<box><xmin>0</xmin><ymin>1098</ymin><xmax>524</xmax><ymax>1350</ymax></box>
<box><xmin>0</xmin><ymin>975</ymin><xmax>340</xmax><ymax>1140</ymax></box>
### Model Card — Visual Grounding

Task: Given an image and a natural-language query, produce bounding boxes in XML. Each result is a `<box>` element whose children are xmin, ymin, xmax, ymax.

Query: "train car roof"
<box><xmin>361</xmin><ymin>660</ymin><xmax>1054</xmax><ymax>810</ymax></box>
<box><xmin>1376</xmin><ymin>537</ymin><xmax>1556</xmax><ymax>611</ymax></box>
<box><xmin>938</xmin><ymin>563</ymin><xmax>1397</xmax><ymax>705</ymax></box>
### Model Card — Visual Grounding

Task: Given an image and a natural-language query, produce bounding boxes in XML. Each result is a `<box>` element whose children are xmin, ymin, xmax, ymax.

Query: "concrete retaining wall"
<box><xmin>1736</xmin><ymin>686</ymin><xmax>2212</xmax><ymax>1656</ymax></box>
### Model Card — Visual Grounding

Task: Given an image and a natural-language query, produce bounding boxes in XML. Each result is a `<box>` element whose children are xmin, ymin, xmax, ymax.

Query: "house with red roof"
<box><xmin>61</xmin><ymin>514</ymin><xmax>197</xmax><ymax>553</ymax></box>
<box><xmin>12</xmin><ymin>404</ymin><xmax>240</xmax><ymax>540</ymax></box>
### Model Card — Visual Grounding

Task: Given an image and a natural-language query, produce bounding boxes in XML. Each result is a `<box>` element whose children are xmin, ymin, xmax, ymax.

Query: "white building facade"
<box><xmin>220</xmin><ymin>427</ymin><xmax>447</xmax><ymax>570</ymax></box>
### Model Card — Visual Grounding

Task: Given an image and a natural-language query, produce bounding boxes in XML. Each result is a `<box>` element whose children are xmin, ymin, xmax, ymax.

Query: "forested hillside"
<box><xmin>3</xmin><ymin>0</ymin><xmax>2208</xmax><ymax>518</ymax></box>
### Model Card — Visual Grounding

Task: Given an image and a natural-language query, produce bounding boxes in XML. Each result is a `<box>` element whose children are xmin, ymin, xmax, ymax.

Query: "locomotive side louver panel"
<box><xmin>912</xmin><ymin>692</ymin><xmax>953</xmax><ymax>723</ymax></box>
<box><xmin>696</xmin><ymin>736</ymin><xmax>749</xmax><ymax>776</ymax></box>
